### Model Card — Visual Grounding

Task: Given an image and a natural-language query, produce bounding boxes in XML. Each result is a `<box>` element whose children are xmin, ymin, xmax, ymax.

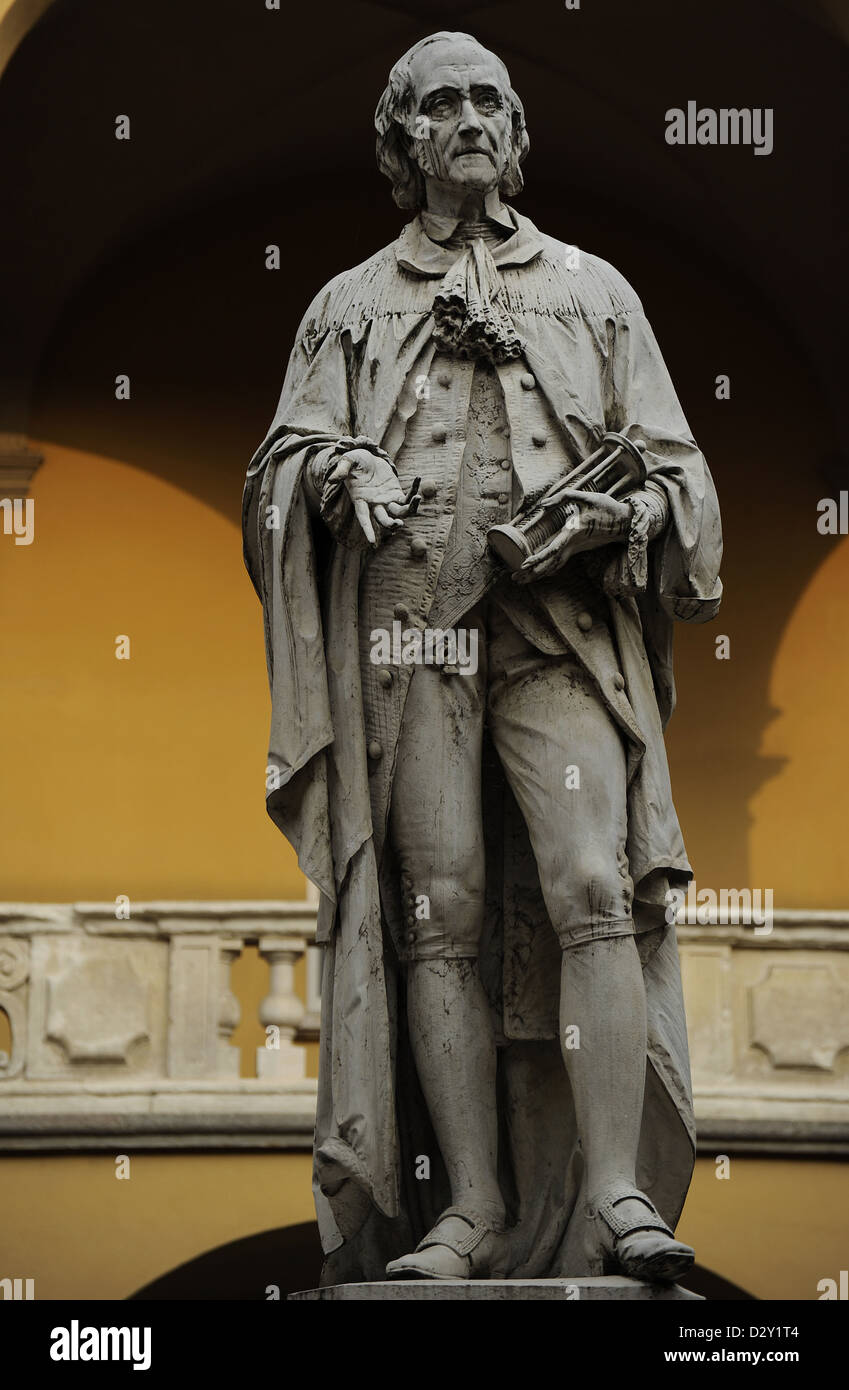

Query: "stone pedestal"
<box><xmin>289</xmin><ymin>1277</ymin><xmax>702</xmax><ymax>1301</ymax></box>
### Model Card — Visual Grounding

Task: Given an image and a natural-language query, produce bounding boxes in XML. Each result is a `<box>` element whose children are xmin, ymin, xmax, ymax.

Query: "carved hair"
<box><xmin>375</xmin><ymin>32</ymin><xmax>530</xmax><ymax>211</ymax></box>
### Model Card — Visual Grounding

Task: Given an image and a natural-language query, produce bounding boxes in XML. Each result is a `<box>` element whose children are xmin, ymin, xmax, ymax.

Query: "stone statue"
<box><xmin>243</xmin><ymin>31</ymin><xmax>722</xmax><ymax>1288</ymax></box>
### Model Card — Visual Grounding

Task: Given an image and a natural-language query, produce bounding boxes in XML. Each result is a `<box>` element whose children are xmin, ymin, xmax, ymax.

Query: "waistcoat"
<box><xmin>359</xmin><ymin>349</ymin><xmax>571</xmax><ymax>640</ymax></box>
<box><xmin>357</xmin><ymin>346</ymin><xmax>642</xmax><ymax>819</ymax></box>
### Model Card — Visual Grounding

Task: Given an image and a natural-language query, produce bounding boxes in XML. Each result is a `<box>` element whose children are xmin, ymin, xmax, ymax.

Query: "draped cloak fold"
<box><xmin>242</xmin><ymin>210</ymin><xmax>723</xmax><ymax>1282</ymax></box>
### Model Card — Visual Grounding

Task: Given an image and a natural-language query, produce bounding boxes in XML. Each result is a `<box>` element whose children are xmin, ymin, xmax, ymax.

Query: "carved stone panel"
<box><xmin>45</xmin><ymin>957</ymin><xmax>149</xmax><ymax>1063</ymax></box>
<box><xmin>26</xmin><ymin>935</ymin><xmax>167</xmax><ymax>1078</ymax></box>
<box><xmin>748</xmin><ymin>962</ymin><xmax>849</xmax><ymax>1072</ymax></box>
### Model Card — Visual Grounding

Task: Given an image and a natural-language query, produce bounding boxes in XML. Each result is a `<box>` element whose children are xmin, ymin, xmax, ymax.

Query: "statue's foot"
<box><xmin>386</xmin><ymin>1207</ymin><xmax>505</xmax><ymax>1281</ymax></box>
<box><xmin>586</xmin><ymin>1181</ymin><xmax>694</xmax><ymax>1284</ymax></box>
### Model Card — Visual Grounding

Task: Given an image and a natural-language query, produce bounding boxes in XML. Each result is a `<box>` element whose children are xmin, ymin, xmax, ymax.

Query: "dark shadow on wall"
<box><xmin>2</xmin><ymin>0</ymin><xmax>845</xmax><ymax>441</ymax></box>
<box><xmin>127</xmin><ymin>1220</ymin><xmax>755</xmax><ymax>1300</ymax></box>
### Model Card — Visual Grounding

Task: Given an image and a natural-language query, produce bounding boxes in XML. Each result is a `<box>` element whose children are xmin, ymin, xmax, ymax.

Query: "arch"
<box><xmin>0</xmin><ymin>0</ymin><xmax>55</xmax><ymax>79</ymax></box>
<box><xmin>750</xmin><ymin>534</ymin><xmax>849</xmax><ymax>904</ymax></box>
<box><xmin>129</xmin><ymin>1222</ymin><xmax>323</xmax><ymax>1301</ymax></box>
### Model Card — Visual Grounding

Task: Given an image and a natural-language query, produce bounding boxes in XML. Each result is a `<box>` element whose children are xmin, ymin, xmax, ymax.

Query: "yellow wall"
<box><xmin>0</xmin><ymin>1153</ymin><xmax>315</xmax><ymax>1300</ymax></box>
<box><xmin>0</xmin><ymin>440</ymin><xmax>301</xmax><ymax>902</ymax></box>
<box><xmin>679</xmin><ymin>1158</ymin><xmax>847</xmax><ymax>1302</ymax></box>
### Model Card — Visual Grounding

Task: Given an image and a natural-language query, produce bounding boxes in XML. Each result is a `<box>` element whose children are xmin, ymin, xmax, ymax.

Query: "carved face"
<box><xmin>407</xmin><ymin>38</ymin><xmax>513</xmax><ymax>196</ymax></box>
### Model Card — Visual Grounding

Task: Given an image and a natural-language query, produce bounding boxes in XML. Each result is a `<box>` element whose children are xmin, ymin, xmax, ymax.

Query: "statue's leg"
<box><xmin>487</xmin><ymin>609</ymin><xmax>693</xmax><ymax>1279</ymax></box>
<box><xmin>556</xmin><ymin>935</ymin><xmax>645</xmax><ymax>1196</ymax></box>
<box><xmin>385</xmin><ymin>639</ymin><xmax>507</xmax><ymax>1278</ymax></box>
<box><xmin>489</xmin><ymin>640</ymin><xmax>643</xmax><ymax>1181</ymax></box>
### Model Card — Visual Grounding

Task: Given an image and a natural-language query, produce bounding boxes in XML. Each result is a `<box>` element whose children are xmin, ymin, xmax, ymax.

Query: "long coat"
<box><xmin>242</xmin><ymin>210</ymin><xmax>722</xmax><ymax>1281</ymax></box>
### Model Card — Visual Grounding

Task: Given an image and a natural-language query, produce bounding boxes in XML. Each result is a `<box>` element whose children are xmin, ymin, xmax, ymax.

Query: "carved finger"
<box><xmin>515</xmin><ymin>556</ymin><xmax>550</xmax><ymax>582</ymax></box>
<box><xmin>373</xmin><ymin>504</ymin><xmax>402</xmax><ymax>530</ymax></box>
<box><xmin>541</xmin><ymin>485</ymin><xmax>585</xmax><ymax>510</ymax></box>
<box><xmin>387</xmin><ymin>495</ymin><xmax>421</xmax><ymax>518</ymax></box>
<box><xmin>530</xmin><ymin>556</ymin><xmax>558</xmax><ymax>579</ymax></box>
<box><xmin>353</xmin><ymin>498</ymin><xmax>377</xmax><ymax>546</ymax></box>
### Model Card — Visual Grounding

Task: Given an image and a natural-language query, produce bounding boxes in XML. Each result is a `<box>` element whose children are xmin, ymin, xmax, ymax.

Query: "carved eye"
<box><xmin>474</xmin><ymin>92</ymin><xmax>502</xmax><ymax>116</ymax></box>
<box><xmin>426</xmin><ymin>94</ymin><xmax>459</xmax><ymax>121</ymax></box>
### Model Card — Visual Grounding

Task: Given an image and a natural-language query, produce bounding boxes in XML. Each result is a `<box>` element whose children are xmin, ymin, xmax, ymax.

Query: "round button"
<box><xmin>499</xmin><ymin>458</ymin><xmax>512</xmax><ymax>470</ymax></box>
<box><xmin>432</xmin><ymin>426</ymin><xmax>447</xmax><ymax>444</ymax></box>
<box><xmin>613</xmin><ymin>672</ymin><xmax>625</xmax><ymax>691</ymax></box>
<box><xmin>394</xmin><ymin>603</ymin><xmax>409</xmax><ymax>621</ymax></box>
<box><xmin>521</xmin><ymin>373</ymin><xmax>536</xmax><ymax>390</ymax></box>
<box><xmin>577</xmin><ymin>612</ymin><xmax>593</xmax><ymax>633</ymax></box>
<box><xmin>368</xmin><ymin>740</ymin><xmax>383</xmax><ymax>760</ymax></box>
<box><xmin>437</xmin><ymin>371</ymin><xmax>451</xmax><ymax>388</ymax></box>
<box><xmin>406</xmin><ymin>930</ymin><xmax>417</xmax><ymax>944</ymax></box>
<box><xmin>420</xmin><ymin>481</ymin><xmax>437</xmax><ymax>498</ymax></box>
<box><xmin>378</xmin><ymin>668</ymin><xmax>393</xmax><ymax>688</ymax></box>
<box><xmin>497</xmin><ymin>493</ymin><xmax>509</xmax><ymax>505</ymax></box>
<box><xmin>410</xmin><ymin>537</ymin><xmax>428</xmax><ymax>559</ymax></box>
<box><xmin>532</xmin><ymin>431</ymin><xmax>547</xmax><ymax>447</ymax></box>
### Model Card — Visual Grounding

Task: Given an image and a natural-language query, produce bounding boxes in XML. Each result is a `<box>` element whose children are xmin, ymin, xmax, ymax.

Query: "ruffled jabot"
<box><xmin>394</xmin><ymin>207</ymin><xmax>546</xmax><ymax>366</ymax></box>
<box><xmin>431</xmin><ymin>236</ymin><xmax>525</xmax><ymax>363</ymax></box>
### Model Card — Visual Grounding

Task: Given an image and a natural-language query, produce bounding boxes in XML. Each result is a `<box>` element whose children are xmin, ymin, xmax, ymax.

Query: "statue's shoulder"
<box><xmin>295</xmin><ymin>239</ymin><xmax>403</xmax><ymax>340</ymax></box>
<box><xmin>532</xmin><ymin>229</ymin><xmax>645</xmax><ymax>319</ymax></box>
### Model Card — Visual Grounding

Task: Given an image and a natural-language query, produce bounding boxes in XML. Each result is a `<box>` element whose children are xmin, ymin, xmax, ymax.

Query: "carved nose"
<box><xmin>457</xmin><ymin>100</ymin><xmax>484</xmax><ymax>133</ymax></box>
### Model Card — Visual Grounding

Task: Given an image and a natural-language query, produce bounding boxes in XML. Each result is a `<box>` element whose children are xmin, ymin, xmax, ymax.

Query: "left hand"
<box><xmin>513</xmin><ymin>489</ymin><xmax>631</xmax><ymax>584</ymax></box>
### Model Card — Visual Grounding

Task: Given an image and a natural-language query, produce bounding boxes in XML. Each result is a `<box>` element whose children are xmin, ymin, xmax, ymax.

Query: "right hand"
<box><xmin>335</xmin><ymin>447</ymin><xmax>419</xmax><ymax>545</ymax></box>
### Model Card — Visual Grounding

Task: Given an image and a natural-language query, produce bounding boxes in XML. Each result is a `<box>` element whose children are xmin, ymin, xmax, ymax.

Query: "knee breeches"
<box><xmin>388</xmin><ymin>599</ymin><xmax>636</xmax><ymax>960</ymax></box>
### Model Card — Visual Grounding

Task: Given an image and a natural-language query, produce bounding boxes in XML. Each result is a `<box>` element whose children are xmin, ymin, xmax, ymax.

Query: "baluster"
<box><xmin>256</xmin><ymin>935</ymin><xmax>307</xmax><ymax>1079</ymax></box>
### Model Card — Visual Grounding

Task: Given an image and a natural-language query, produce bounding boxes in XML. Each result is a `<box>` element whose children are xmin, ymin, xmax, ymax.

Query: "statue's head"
<box><xmin>375</xmin><ymin>32</ymin><xmax>529</xmax><ymax>211</ymax></box>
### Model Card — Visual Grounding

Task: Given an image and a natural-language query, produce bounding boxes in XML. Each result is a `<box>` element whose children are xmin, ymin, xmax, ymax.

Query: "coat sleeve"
<box><xmin>606</xmin><ymin>300</ymin><xmax>723</xmax><ymax>624</ymax></box>
<box><xmin>240</xmin><ymin>282</ymin><xmax>358</xmax><ymax>902</ymax></box>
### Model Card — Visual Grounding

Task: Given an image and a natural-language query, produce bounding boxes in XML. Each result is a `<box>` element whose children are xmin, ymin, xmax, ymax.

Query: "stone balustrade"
<box><xmin>0</xmin><ymin>900</ymin><xmax>847</xmax><ymax>1154</ymax></box>
<box><xmin>0</xmin><ymin>900</ymin><xmax>320</xmax><ymax>1150</ymax></box>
